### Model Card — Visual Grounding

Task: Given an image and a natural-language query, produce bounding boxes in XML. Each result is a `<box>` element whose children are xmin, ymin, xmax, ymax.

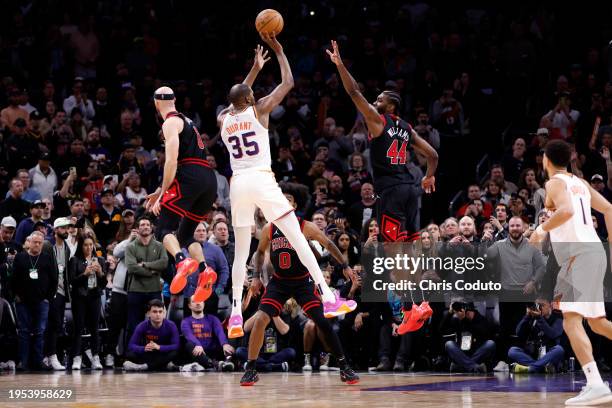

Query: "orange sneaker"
<box><xmin>170</xmin><ymin>258</ymin><xmax>199</xmax><ymax>294</ymax></box>
<box><xmin>193</xmin><ymin>267</ymin><xmax>217</xmax><ymax>302</ymax></box>
<box><xmin>398</xmin><ymin>301</ymin><xmax>433</xmax><ymax>335</ymax></box>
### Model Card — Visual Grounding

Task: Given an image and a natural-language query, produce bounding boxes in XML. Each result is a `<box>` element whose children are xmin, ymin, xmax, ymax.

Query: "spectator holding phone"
<box><xmin>541</xmin><ymin>92</ymin><xmax>580</xmax><ymax>140</ymax></box>
<box><xmin>69</xmin><ymin>234</ymin><xmax>106</xmax><ymax>370</ymax></box>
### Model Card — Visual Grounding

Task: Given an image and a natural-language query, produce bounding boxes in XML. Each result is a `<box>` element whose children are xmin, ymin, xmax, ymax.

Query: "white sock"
<box><xmin>583</xmin><ymin>361</ymin><xmax>604</xmax><ymax>386</ymax></box>
<box><xmin>231</xmin><ymin>226</ymin><xmax>251</xmax><ymax>316</ymax></box>
<box><xmin>273</xmin><ymin>214</ymin><xmax>335</xmax><ymax>303</ymax></box>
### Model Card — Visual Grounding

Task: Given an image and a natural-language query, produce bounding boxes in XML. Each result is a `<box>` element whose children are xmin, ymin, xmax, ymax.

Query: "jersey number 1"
<box><xmin>386</xmin><ymin>140</ymin><xmax>408</xmax><ymax>165</ymax></box>
<box><xmin>228</xmin><ymin>131</ymin><xmax>260</xmax><ymax>159</ymax></box>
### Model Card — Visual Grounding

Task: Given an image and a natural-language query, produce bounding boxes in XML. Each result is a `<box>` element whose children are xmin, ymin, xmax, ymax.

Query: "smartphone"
<box><xmin>70</xmin><ymin>167</ymin><xmax>77</xmax><ymax>176</ymax></box>
<box><xmin>129</xmin><ymin>166</ymin><xmax>136</xmax><ymax>173</ymax></box>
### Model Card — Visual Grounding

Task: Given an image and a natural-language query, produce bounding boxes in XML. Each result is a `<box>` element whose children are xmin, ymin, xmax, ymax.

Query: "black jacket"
<box><xmin>43</xmin><ymin>240</ymin><xmax>73</xmax><ymax>302</ymax></box>
<box><xmin>11</xmin><ymin>250</ymin><xmax>57</xmax><ymax>304</ymax></box>
<box><xmin>69</xmin><ymin>255</ymin><xmax>106</xmax><ymax>298</ymax></box>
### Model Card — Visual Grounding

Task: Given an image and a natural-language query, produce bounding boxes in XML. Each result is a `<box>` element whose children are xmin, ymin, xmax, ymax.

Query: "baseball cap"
<box><xmin>53</xmin><ymin>217</ymin><xmax>72</xmax><ymax>229</ymax></box>
<box><xmin>30</xmin><ymin>200</ymin><xmax>45</xmax><ymax>209</ymax></box>
<box><xmin>103</xmin><ymin>175</ymin><xmax>114</xmax><ymax>184</ymax></box>
<box><xmin>122</xmin><ymin>209</ymin><xmax>135</xmax><ymax>217</ymax></box>
<box><xmin>1</xmin><ymin>216</ymin><xmax>16</xmax><ymax>228</ymax></box>
<box><xmin>536</xmin><ymin>128</ymin><xmax>549</xmax><ymax>136</ymax></box>
<box><xmin>39</xmin><ymin>152</ymin><xmax>51</xmax><ymax>161</ymax></box>
<box><xmin>101</xmin><ymin>188</ymin><xmax>114</xmax><ymax>196</ymax></box>
<box><xmin>591</xmin><ymin>174</ymin><xmax>604</xmax><ymax>182</ymax></box>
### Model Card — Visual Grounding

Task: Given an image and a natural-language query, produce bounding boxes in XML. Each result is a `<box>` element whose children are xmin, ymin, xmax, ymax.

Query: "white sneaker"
<box><xmin>281</xmin><ymin>362</ymin><xmax>289</xmax><ymax>372</ymax></box>
<box><xmin>72</xmin><ymin>356</ymin><xmax>82</xmax><ymax>370</ymax></box>
<box><xmin>104</xmin><ymin>355</ymin><xmax>114</xmax><ymax>368</ymax></box>
<box><xmin>5</xmin><ymin>361</ymin><xmax>15</xmax><ymax>371</ymax></box>
<box><xmin>493</xmin><ymin>361</ymin><xmax>509</xmax><ymax>372</ymax></box>
<box><xmin>180</xmin><ymin>363</ymin><xmax>196</xmax><ymax>372</ymax></box>
<box><xmin>123</xmin><ymin>361</ymin><xmax>147</xmax><ymax>371</ymax></box>
<box><xmin>91</xmin><ymin>355</ymin><xmax>103</xmax><ymax>370</ymax></box>
<box><xmin>566</xmin><ymin>382</ymin><xmax>612</xmax><ymax>406</ymax></box>
<box><xmin>320</xmin><ymin>353</ymin><xmax>330</xmax><ymax>371</ymax></box>
<box><xmin>84</xmin><ymin>349</ymin><xmax>93</xmax><ymax>364</ymax></box>
<box><xmin>302</xmin><ymin>354</ymin><xmax>312</xmax><ymax>371</ymax></box>
<box><xmin>42</xmin><ymin>356</ymin><xmax>49</xmax><ymax>368</ymax></box>
<box><xmin>48</xmin><ymin>354</ymin><xmax>65</xmax><ymax>370</ymax></box>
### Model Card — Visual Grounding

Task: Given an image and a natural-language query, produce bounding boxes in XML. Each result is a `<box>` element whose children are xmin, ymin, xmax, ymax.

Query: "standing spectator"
<box><xmin>347</xmin><ymin>183</ymin><xmax>377</xmax><ymax>231</ymax></box>
<box><xmin>42</xmin><ymin>217</ymin><xmax>73</xmax><ymax>370</ymax></box>
<box><xmin>12</xmin><ymin>231</ymin><xmax>57</xmax><ymax>370</ymax></box>
<box><xmin>125</xmin><ymin>218</ymin><xmax>168</xmax><ymax>334</ymax></box>
<box><xmin>518</xmin><ymin>168</ymin><xmax>546</xmax><ymax>213</ymax></box>
<box><xmin>507</xmin><ymin>298</ymin><xmax>565</xmax><ymax>373</ymax></box>
<box><xmin>180</xmin><ymin>297</ymin><xmax>235</xmax><ymax>372</ymax></box>
<box><xmin>0</xmin><ymin>216</ymin><xmax>19</xmax><ymax>301</ymax></box>
<box><xmin>69</xmin><ymin>234</ymin><xmax>106</xmax><ymax>370</ymax></box>
<box><xmin>62</xmin><ymin>80</ymin><xmax>95</xmax><ymax>120</ymax></box>
<box><xmin>116</xmin><ymin>173</ymin><xmax>147</xmax><ymax>210</ymax></box>
<box><xmin>15</xmin><ymin>200</ymin><xmax>47</xmax><ymax>245</ymax></box>
<box><xmin>486</xmin><ymin>216</ymin><xmax>546</xmax><ymax>354</ymax></box>
<box><xmin>115</xmin><ymin>209</ymin><xmax>136</xmax><ymax>242</ymax></box>
<box><xmin>346</xmin><ymin>153</ymin><xmax>372</xmax><ymax>201</ymax></box>
<box><xmin>211</xmin><ymin>220</ymin><xmax>235</xmax><ymax>268</ymax></box>
<box><xmin>0</xmin><ymin>178</ymin><xmax>30</xmax><ymax>222</ymax></box>
<box><xmin>502</xmin><ymin>138</ymin><xmax>527</xmax><ymax>185</ymax></box>
<box><xmin>93</xmin><ymin>188</ymin><xmax>122</xmax><ymax>248</ymax></box>
<box><xmin>124</xmin><ymin>299</ymin><xmax>180</xmax><ymax>371</ymax></box>
<box><xmin>206</xmin><ymin>155</ymin><xmax>230</xmax><ymax>210</ymax></box>
<box><xmin>105</xmin><ymin>229</ymin><xmax>138</xmax><ymax>368</ymax></box>
<box><xmin>442</xmin><ymin>302</ymin><xmax>496</xmax><ymax>373</ymax></box>
<box><xmin>29</xmin><ymin>153</ymin><xmax>57</xmax><ymax>201</ymax></box>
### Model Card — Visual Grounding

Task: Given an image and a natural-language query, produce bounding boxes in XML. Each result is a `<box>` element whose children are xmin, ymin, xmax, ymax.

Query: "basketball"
<box><xmin>255</xmin><ymin>9</ymin><xmax>284</xmax><ymax>35</ymax></box>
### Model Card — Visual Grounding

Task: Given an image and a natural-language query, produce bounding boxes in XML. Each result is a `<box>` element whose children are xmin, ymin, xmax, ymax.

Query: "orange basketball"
<box><xmin>255</xmin><ymin>9</ymin><xmax>284</xmax><ymax>35</ymax></box>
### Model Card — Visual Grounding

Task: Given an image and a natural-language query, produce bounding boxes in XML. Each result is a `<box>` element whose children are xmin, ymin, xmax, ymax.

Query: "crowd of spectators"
<box><xmin>0</xmin><ymin>0</ymin><xmax>612</xmax><ymax>375</ymax></box>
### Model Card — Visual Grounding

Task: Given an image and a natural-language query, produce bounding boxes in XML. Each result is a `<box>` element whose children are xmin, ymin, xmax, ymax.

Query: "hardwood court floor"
<box><xmin>0</xmin><ymin>371</ymin><xmax>593</xmax><ymax>407</ymax></box>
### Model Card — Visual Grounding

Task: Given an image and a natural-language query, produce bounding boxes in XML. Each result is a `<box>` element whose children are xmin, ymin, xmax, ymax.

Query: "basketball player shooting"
<box><xmin>145</xmin><ymin>87</ymin><xmax>218</xmax><ymax>304</ymax></box>
<box><xmin>218</xmin><ymin>34</ymin><xmax>356</xmax><ymax>339</ymax></box>
<box><xmin>327</xmin><ymin>40</ymin><xmax>438</xmax><ymax>333</ymax></box>
<box><xmin>530</xmin><ymin>139</ymin><xmax>612</xmax><ymax>406</ymax></box>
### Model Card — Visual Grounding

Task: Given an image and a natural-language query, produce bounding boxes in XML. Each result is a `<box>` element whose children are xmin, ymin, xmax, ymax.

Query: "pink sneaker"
<box><xmin>324</xmin><ymin>293</ymin><xmax>357</xmax><ymax>318</ymax></box>
<box><xmin>228</xmin><ymin>314</ymin><xmax>244</xmax><ymax>339</ymax></box>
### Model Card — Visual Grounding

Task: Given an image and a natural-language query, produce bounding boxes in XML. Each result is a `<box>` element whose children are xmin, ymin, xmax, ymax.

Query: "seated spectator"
<box><xmin>346</xmin><ymin>153</ymin><xmax>372</xmax><ymax>202</ymax></box>
<box><xmin>461</xmin><ymin>199</ymin><xmax>487</xmax><ymax>229</ymax></box>
<box><xmin>509</xmin><ymin>194</ymin><xmax>535</xmax><ymax>224</ymax></box>
<box><xmin>179</xmin><ymin>296</ymin><xmax>234</xmax><ymax>372</ymax></box>
<box><xmin>502</xmin><ymin>138</ymin><xmax>527</xmax><ymax>185</ymax></box>
<box><xmin>507</xmin><ymin>298</ymin><xmax>564</xmax><ymax>373</ymax></box>
<box><xmin>490</xmin><ymin>164</ymin><xmax>518</xmax><ymax>194</ymax></box>
<box><xmin>490</xmin><ymin>203</ymin><xmax>510</xmax><ymax>240</ymax></box>
<box><xmin>442</xmin><ymin>302</ymin><xmax>496</xmax><ymax>373</ymax></box>
<box><xmin>456</xmin><ymin>184</ymin><xmax>493</xmax><ymax>219</ymax></box>
<box><xmin>347</xmin><ymin>183</ymin><xmax>377</xmax><ymax>232</ymax></box>
<box><xmin>481</xmin><ymin>178</ymin><xmax>511</xmax><ymax>209</ymax></box>
<box><xmin>124</xmin><ymin>299</ymin><xmax>180</xmax><ymax>371</ymax></box>
<box><xmin>116</xmin><ymin>173</ymin><xmax>147</xmax><ymax>211</ymax></box>
<box><xmin>93</xmin><ymin>188</ymin><xmax>122</xmax><ymax>248</ymax></box>
<box><xmin>236</xmin><ymin>301</ymin><xmax>296</xmax><ymax>372</ymax></box>
<box><xmin>209</xmin><ymin>220</ymin><xmax>235</xmax><ymax>268</ymax></box>
<box><xmin>540</xmin><ymin>92</ymin><xmax>580</xmax><ymax>140</ymax></box>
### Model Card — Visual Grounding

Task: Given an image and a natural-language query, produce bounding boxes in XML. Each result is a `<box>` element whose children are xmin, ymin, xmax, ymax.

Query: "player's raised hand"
<box><xmin>326</xmin><ymin>40</ymin><xmax>342</xmax><ymax>65</ymax></box>
<box><xmin>259</xmin><ymin>32</ymin><xmax>283</xmax><ymax>54</ymax></box>
<box><xmin>253</xmin><ymin>44</ymin><xmax>271</xmax><ymax>70</ymax></box>
<box><xmin>421</xmin><ymin>175</ymin><xmax>436</xmax><ymax>193</ymax></box>
<box><xmin>145</xmin><ymin>188</ymin><xmax>162</xmax><ymax>214</ymax></box>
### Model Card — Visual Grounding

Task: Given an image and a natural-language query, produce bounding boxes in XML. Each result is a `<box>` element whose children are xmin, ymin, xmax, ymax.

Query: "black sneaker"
<box><xmin>240</xmin><ymin>369</ymin><xmax>259</xmax><ymax>386</ymax></box>
<box><xmin>340</xmin><ymin>367</ymin><xmax>360</xmax><ymax>384</ymax></box>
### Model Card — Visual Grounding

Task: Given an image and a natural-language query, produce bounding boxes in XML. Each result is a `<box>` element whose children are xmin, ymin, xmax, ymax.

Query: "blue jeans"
<box><xmin>236</xmin><ymin>346</ymin><xmax>296</xmax><ymax>371</ymax></box>
<box><xmin>445</xmin><ymin>340</ymin><xmax>496</xmax><ymax>371</ymax></box>
<box><xmin>16</xmin><ymin>300</ymin><xmax>49</xmax><ymax>369</ymax></box>
<box><xmin>508</xmin><ymin>345</ymin><xmax>565</xmax><ymax>372</ymax></box>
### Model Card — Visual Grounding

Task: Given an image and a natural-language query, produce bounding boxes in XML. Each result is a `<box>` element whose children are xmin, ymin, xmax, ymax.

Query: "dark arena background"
<box><xmin>1</xmin><ymin>0</ymin><xmax>612</xmax><ymax>406</ymax></box>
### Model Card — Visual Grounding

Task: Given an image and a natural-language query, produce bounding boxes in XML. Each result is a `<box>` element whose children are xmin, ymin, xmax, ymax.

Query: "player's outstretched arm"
<box><xmin>411</xmin><ymin>132</ymin><xmax>439</xmax><ymax>193</ymax></box>
<box><xmin>250</xmin><ymin>223</ymin><xmax>270</xmax><ymax>296</ymax></box>
<box><xmin>243</xmin><ymin>44</ymin><xmax>270</xmax><ymax>88</ymax></box>
<box><xmin>256</xmin><ymin>33</ymin><xmax>294</xmax><ymax>115</ymax></box>
<box><xmin>303</xmin><ymin>221</ymin><xmax>354</xmax><ymax>279</ymax></box>
<box><xmin>326</xmin><ymin>40</ymin><xmax>383</xmax><ymax>137</ymax></box>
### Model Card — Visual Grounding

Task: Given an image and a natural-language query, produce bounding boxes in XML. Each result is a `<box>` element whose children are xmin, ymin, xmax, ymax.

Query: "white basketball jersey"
<box><xmin>549</xmin><ymin>173</ymin><xmax>600</xmax><ymax>243</ymax></box>
<box><xmin>220</xmin><ymin>106</ymin><xmax>272</xmax><ymax>175</ymax></box>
